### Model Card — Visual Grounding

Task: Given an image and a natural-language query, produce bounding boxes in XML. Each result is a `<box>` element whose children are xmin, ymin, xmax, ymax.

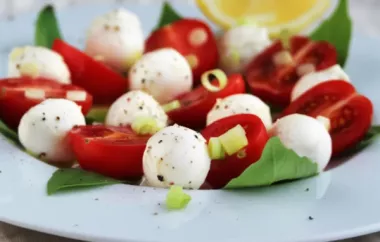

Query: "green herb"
<box><xmin>309</xmin><ymin>0</ymin><xmax>352</xmax><ymax>66</ymax></box>
<box><xmin>166</xmin><ymin>185</ymin><xmax>191</xmax><ymax>210</ymax></box>
<box><xmin>47</xmin><ymin>168</ymin><xmax>122</xmax><ymax>195</ymax></box>
<box><xmin>85</xmin><ymin>106</ymin><xmax>109</xmax><ymax>124</ymax></box>
<box><xmin>35</xmin><ymin>5</ymin><xmax>63</xmax><ymax>48</ymax></box>
<box><xmin>155</xmin><ymin>2</ymin><xmax>182</xmax><ymax>30</ymax></box>
<box><xmin>0</xmin><ymin>120</ymin><xmax>21</xmax><ymax>147</ymax></box>
<box><xmin>225</xmin><ymin>137</ymin><xmax>318</xmax><ymax>189</ymax></box>
<box><xmin>336</xmin><ymin>125</ymin><xmax>380</xmax><ymax>158</ymax></box>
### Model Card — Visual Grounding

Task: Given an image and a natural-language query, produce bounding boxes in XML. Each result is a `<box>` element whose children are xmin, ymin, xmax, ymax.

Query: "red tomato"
<box><xmin>281</xmin><ymin>80</ymin><xmax>373</xmax><ymax>155</ymax></box>
<box><xmin>201</xmin><ymin>114</ymin><xmax>269</xmax><ymax>189</ymax></box>
<box><xmin>52</xmin><ymin>40</ymin><xmax>127</xmax><ymax>105</ymax></box>
<box><xmin>146</xmin><ymin>19</ymin><xmax>219</xmax><ymax>83</ymax></box>
<box><xmin>167</xmin><ymin>74</ymin><xmax>245</xmax><ymax>129</ymax></box>
<box><xmin>245</xmin><ymin>36</ymin><xmax>337</xmax><ymax>107</ymax></box>
<box><xmin>69</xmin><ymin>125</ymin><xmax>150</xmax><ymax>179</ymax></box>
<box><xmin>0</xmin><ymin>77</ymin><xmax>93</xmax><ymax>130</ymax></box>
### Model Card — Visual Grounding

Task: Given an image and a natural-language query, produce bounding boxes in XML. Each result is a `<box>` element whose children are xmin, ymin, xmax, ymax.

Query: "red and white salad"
<box><xmin>0</xmin><ymin>1</ymin><xmax>378</xmax><ymax>210</ymax></box>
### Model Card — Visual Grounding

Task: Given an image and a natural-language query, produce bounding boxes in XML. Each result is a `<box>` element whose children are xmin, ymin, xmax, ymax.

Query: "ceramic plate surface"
<box><xmin>1</xmin><ymin>2</ymin><xmax>380</xmax><ymax>242</ymax></box>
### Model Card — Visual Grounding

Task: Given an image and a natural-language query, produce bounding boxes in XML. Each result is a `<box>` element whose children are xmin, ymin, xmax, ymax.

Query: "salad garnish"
<box><xmin>218</xmin><ymin>124</ymin><xmax>248</xmax><ymax>156</ymax></box>
<box><xmin>208</xmin><ymin>137</ymin><xmax>225</xmax><ymax>160</ymax></box>
<box><xmin>0</xmin><ymin>120</ymin><xmax>20</xmax><ymax>147</ymax></box>
<box><xmin>155</xmin><ymin>2</ymin><xmax>182</xmax><ymax>30</ymax></box>
<box><xmin>166</xmin><ymin>185</ymin><xmax>192</xmax><ymax>210</ymax></box>
<box><xmin>201</xmin><ymin>69</ymin><xmax>228</xmax><ymax>92</ymax></box>
<box><xmin>162</xmin><ymin>100</ymin><xmax>181</xmax><ymax>112</ymax></box>
<box><xmin>35</xmin><ymin>5</ymin><xmax>63</xmax><ymax>49</ymax></box>
<box><xmin>131</xmin><ymin>116</ymin><xmax>160</xmax><ymax>135</ymax></box>
<box><xmin>225</xmin><ymin>137</ymin><xmax>318</xmax><ymax>189</ymax></box>
<box><xmin>47</xmin><ymin>168</ymin><xmax>122</xmax><ymax>195</ymax></box>
<box><xmin>310</xmin><ymin>0</ymin><xmax>352</xmax><ymax>66</ymax></box>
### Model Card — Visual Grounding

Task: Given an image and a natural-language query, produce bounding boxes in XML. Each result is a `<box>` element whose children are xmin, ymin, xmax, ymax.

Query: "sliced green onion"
<box><xmin>166</xmin><ymin>185</ymin><xmax>191</xmax><ymax>210</ymax></box>
<box><xmin>208</xmin><ymin>137</ymin><xmax>226</xmax><ymax>160</ymax></box>
<box><xmin>237</xmin><ymin>149</ymin><xmax>247</xmax><ymax>159</ymax></box>
<box><xmin>201</xmin><ymin>69</ymin><xmax>228</xmax><ymax>92</ymax></box>
<box><xmin>279</xmin><ymin>29</ymin><xmax>291</xmax><ymax>50</ymax></box>
<box><xmin>230</xmin><ymin>48</ymin><xmax>240</xmax><ymax>67</ymax></box>
<box><xmin>218</xmin><ymin>124</ymin><xmax>248</xmax><ymax>156</ymax></box>
<box><xmin>131</xmin><ymin>116</ymin><xmax>160</xmax><ymax>135</ymax></box>
<box><xmin>236</xmin><ymin>16</ymin><xmax>258</xmax><ymax>27</ymax></box>
<box><xmin>162</xmin><ymin>100</ymin><xmax>181</xmax><ymax>112</ymax></box>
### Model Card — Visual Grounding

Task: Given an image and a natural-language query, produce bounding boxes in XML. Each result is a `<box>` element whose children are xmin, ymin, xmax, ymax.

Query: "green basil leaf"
<box><xmin>224</xmin><ymin>137</ymin><xmax>318</xmax><ymax>189</ymax></box>
<box><xmin>336</xmin><ymin>125</ymin><xmax>380</xmax><ymax>158</ymax></box>
<box><xmin>35</xmin><ymin>5</ymin><xmax>63</xmax><ymax>48</ymax></box>
<box><xmin>47</xmin><ymin>168</ymin><xmax>122</xmax><ymax>195</ymax></box>
<box><xmin>0</xmin><ymin>120</ymin><xmax>21</xmax><ymax>147</ymax></box>
<box><xmin>155</xmin><ymin>2</ymin><xmax>182</xmax><ymax>30</ymax></box>
<box><xmin>309</xmin><ymin>0</ymin><xmax>352</xmax><ymax>66</ymax></box>
<box><xmin>85</xmin><ymin>106</ymin><xmax>109</xmax><ymax>124</ymax></box>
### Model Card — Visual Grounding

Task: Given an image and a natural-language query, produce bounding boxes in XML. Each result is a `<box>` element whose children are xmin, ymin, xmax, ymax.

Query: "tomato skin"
<box><xmin>69</xmin><ymin>125</ymin><xmax>150</xmax><ymax>179</ymax></box>
<box><xmin>0</xmin><ymin>77</ymin><xmax>93</xmax><ymax>130</ymax></box>
<box><xmin>52</xmin><ymin>40</ymin><xmax>127</xmax><ymax>105</ymax></box>
<box><xmin>280</xmin><ymin>80</ymin><xmax>373</xmax><ymax>156</ymax></box>
<box><xmin>167</xmin><ymin>74</ymin><xmax>245</xmax><ymax>129</ymax></box>
<box><xmin>146</xmin><ymin>19</ymin><xmax>219</xmax><ymax>83</ymax></box>
<box><xmin>245</xmin><ymin>36</ymin><xmax>337</xmax><ymax>107</ymax></box>
<box><xmin>201</xmin><ymin>114</ymin><xmax>269</xmax><ymax>189</ymax></box>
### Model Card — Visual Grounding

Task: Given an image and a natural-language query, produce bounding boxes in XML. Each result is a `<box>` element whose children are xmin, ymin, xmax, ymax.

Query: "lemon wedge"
<box><xmin>196</xmin><ymin>0</ymin><xmax>331</xmax><ymax>37</ymax></box>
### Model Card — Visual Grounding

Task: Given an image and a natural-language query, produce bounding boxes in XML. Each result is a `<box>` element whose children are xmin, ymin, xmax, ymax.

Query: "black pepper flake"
<box><xmin>16</xmin><ymin>64</ymin><xmax>20</xmax><ymax>69</ymax></box>
<box><xmin>139</xmin><ymin>106</ymin><xmax>144</xmax><ymax>110</ymax></box>
<box><xmin>153</xmin><ymin>212</ymin><xmax>158</xmax><ymax>216</ymax></box>
<box><xmin>85</xmin><ymin>139</ymin><xmax>90</xmax><ymax>144</ymax></box>
<box><xmin>56</xmin><ymin>116</ymin><xmax>60</xmax><ymax>121</ymax></box>
<box><xmin>194</xmin><ymin>134</ymin><xmax>198</xmax><ymax>139</ymax></box>
<box><xmin>39</xmin><ymin>152</ymin><xmax>46</xmax><ymax>158</ymax></box>
<box><xmin>245</xmin><ymin>108</ymin><xmax>250</xmax><ymax>112</ymax></box>
<box><xmin>215</xmin><ymin>105</ymin><xmax>220</xmax><ymax>110</ymax></box>
<box><xmin>172</xmin><ymin>166</ymin><xmax>175</xmax><ymax>170</ymax></box>
<box><xmin>157</xmin><ymin>175</ymin><xmax>164</xmax><ymax>182</ymax></box>
<box><xmin>162</xmin><ymin>133</ymin><xmax>167</xmax><ymax>136</ymax></box>
<box><xmin>308</xmin><ymin>216</ymin><xmax>314</xmax><ymax>221</ymax></box>
<box><xmin>123</xmin><ymin>109</ymin><xmax>128</xmax><ymax>115</ymax></box>
<box><xmin>141</xmin><ymin>78</ymin><xmax>146</xmax><ymax>84</ymax></box>
<box><xmin>42</xmin><ymin>117</ymin><xmax>46</xmax><ymax>121</ymax></box>
<box><xmin>32</xmin><ymin>123</ymin><xmax>35</xmax><ymax>126</ymax></box>
<box><xmin>157</xmin><ymin>202</ymin><xmax>161</xmax><ymax>206</ymax></box>
<box><xmin>158</xmin><ymin>140</ymin><xmax>163</xmax><ymax>144</ymax></box>
<box><xmin>305</xmin><ymin>188</ymin><xmax>309</xmax><ymax>192</ymax></box>
<box><xmin>190</xmin><ymin>160</ymin><xmax>193</xmax><ymax>164</ymax></box>
<box><xmin>42</xmin><ymin>112</ymin><xmax>45</xmax><ymax>115</ymax></box>
<box><xmin>94</xmin><ymin>198</ymin><xmax>99</xmax><ymax>201</ymax></box>
<box><xmin>192</xmin><ymin>145</ymin><xmax>196</xmax><ymax>149</ymax></box>
<box><xmin>0</xmin><ymin>170</ymin><xmax>2</xmax><ymax>173</ymax></box>
<box><xmin>188</xmin><ymin>181</ymin><xmax>192</xmax><ymax>184</ymax></box>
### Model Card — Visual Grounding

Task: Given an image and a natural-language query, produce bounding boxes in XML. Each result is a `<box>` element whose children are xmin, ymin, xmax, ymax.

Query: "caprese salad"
<box><xmin>0</xmin><ymin>1</ymin><xmax>378</xmax><ymax>209</ymax></box>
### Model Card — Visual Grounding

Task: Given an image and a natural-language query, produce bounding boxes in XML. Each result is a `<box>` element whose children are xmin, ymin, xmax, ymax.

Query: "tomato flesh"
<box><xmin>201</xmin><ymin>114</ymin><xmax>269</xmax><ymax>189</ymax></box>
<box><xmin>52</xmin><ymin>40</ymin><xmax>127</xmax><ymax>105</ymax></box>
<box><xmin>245</xmin><ymin>36</ymin><xmax>337</xmax><ymax>107</ymax></box>
<box><xmin>281</xmin><ymin>80</ymin><xmax>373</xmax><ymax>155</ymax></box>
<box><xmin>167</xmin><ymin>74</ymin><xmax>245</xmax><ymax>129</ymax></box>
<box><xmin>69</xmin><ymin>125</ymin><xmax>150</xmax><ymax>179</ymax></box>
<box><xmin>146</xmin><ymin>19</ymin><xmax>219</xmax><ymax>83</ymax></box>
<box><xmin>0</xmin><ymin>77</ymin><xmax>93</xmax><ymax>130</ymax></box>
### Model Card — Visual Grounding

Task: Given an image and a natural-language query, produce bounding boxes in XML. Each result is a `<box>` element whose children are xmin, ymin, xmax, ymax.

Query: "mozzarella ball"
<box><xmin>270</xmin><ymin>114</ymin><xmax>332</xmax><ymax>171</ymax></box>
<box><xmin>18</xmin><ymin>99</ymin><xmax>85</xmax><ymax>164</ymax></box>
<box><xmin>129</xmin><ymin>48</ymin><xmax>192</xmax><ymax>104</ymax></box>
<box><xmin>85</xmin><ymin>8</ymin><xmax>144</xmax><ymax>72</ymax></box>
<box><xmin>207</xmin><ymin>94</ymin><xmax>272</xmax><ymax>129</ymax></box>
<box><xmin>291</xmin><ymin>64</ymin><xmax>350</xmax><ymax>101</ymax></box>
<box><xmin>218</xmin><ymin>25</ymin><xmax>272</xmax><ymax>74</ymax></box>
<box><xmin>143</xmin><ymin>124</ymin><xmax>211</xmax><ymax>189</ymax></box>
<box><xmin>8</xmin><ymin>46</ymin><xmax>71</xmax><ymax>84</ymax></box>
<box><xmin>105</xmin><ymin>90</ymin><xmax>168</xmax><ymax>129</ymax></box>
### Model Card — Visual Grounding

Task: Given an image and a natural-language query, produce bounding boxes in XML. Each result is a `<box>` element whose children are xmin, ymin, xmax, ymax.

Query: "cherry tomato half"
<box><xmin>245</xmin><ymin>36</ymin><xmax>337</xmax><ymax>107</ymax></box>
<box><xmin>0</xmin><ymin>77</ymin><xmax>93</xmax><ymax>130</ymax></box>
<box><xmin>167</xmin><ymin>74</ymin><xmax>245</xmax><ymax>129</ymax></box>
<box><xmin>201</xmin><ymin>114</ymin><xmax>269</xmax><ymax>189</ymax></box>
<box><xmin>69</xmin><ymin>125</ymin><xmax>150</xmax><ymax>179</ymax></box>
<box><xmin>281</xmin><ymin>80</ymin><xmax>373</xmax><ymax>155</ymax></box>
<box><xmin>146</xmin><ymin>19</ymin><xmax>219</xmax><ymax>83</ymax></box>
<box><xmin>52</xmin><ymin>40</ymin><xmax>127</xmax><ymax>105</ymax></box>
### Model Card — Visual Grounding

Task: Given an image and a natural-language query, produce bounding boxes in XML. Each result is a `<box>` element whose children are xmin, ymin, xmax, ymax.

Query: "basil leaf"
<box><xmin>35</xmin><ymin>5</ymin><xmax>63</xmax><ymax>48</ymax></box>
<box><xmin>155</xmin><ymin>2</ymin><xmax>182</xmax><ymax>30</ymax></box>
<box><xmin>47</xmin><ymin>168</ymin><xmax>121</xmax><ymax>195</ymax></box>
<box><xmin>85</xmin><ymin>106</ymin><xmax>109</xmax><ymax>124</ymax></box>
<box><xmin>0</xmin><ymin>120</ymin><xmax>21</xmax><ymax>147</ymax></box>
<box><xmin>309</xmin><ymin>0</ymin><xmax>352</xmax><ymax>66</ymax></box>
<box><xmin>336</xmin><ymin>125</ymin><xmax>380</xmax><ymax>158</ymax></box>
<box><xmin>225</xmin><ymin>137</ymin><xmax>318</xmax><ymax>189</ymax></box>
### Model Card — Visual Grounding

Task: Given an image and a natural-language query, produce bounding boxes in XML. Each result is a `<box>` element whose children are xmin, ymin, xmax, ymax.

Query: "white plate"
<box><xmin>1</xmin><ymin>1</ymin><xmax>380</xmax><ymax>242</ymax></box>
